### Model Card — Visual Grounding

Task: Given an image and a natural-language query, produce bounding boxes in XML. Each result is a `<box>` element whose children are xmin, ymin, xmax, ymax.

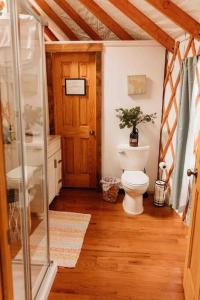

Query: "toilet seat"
<box><xmin>121</xmin><ymin>171</ymin><xmax>149</xmax><ymax>188</ymax></box>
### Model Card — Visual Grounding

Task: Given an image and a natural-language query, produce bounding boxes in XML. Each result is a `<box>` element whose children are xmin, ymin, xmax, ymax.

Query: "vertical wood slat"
<box><xmin>46</xmin><ymin>53</ymin><xmax>55</xmax><ymax>134</ymax></box>
<box><xmin>0</xmin><ymin>104</ymin><xmax>13</xmax><ymax>300</ymax></box>
<box><xmin>96</xmin><ymin>52</ymin><xmax>102</xmax><ymax>187</ymax></box>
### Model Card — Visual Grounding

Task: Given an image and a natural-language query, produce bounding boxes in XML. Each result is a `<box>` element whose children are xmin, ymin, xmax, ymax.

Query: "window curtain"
<box><xmin>171</xmin><ymin>57</ymin><xmax>198</xmax><ymax>211</ymax></box>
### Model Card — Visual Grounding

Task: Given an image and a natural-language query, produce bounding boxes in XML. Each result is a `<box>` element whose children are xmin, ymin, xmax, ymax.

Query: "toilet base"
<box><xmin>122</xmin><ymin>194</ymin><xmax>144</xmax><ymax>215</ymax></box>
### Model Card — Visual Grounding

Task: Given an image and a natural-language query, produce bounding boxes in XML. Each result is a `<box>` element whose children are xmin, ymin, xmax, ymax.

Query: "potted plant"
<box><xmin>116</xmin><ymin>106</ymin><xmax>157</xmax><ymax>147</ymax></box>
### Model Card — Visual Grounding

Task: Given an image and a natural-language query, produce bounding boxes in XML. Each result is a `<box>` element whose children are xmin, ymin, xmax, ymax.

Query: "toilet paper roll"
<box><xmin>159</xmin><ymin>161</ymin><xmax>167</xmax><ymax>170</ymax></box>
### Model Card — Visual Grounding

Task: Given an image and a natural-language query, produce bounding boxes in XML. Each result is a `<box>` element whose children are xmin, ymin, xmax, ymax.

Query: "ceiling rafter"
<box><xmin>146</xmin><ymin>0</ymin><xmax>200</xmax><ymax>41</ymax></box>
<box><xmin>31</xmin><ymin>4</ymin><xmax>59</xmax><ymax>41</ymax></box>
<box><xmin>53</xmin><ymin>0</ymin><xmax>101</xmax><ymax>40</ymax></box>
<box><xmin>34</xmin><ymin>0</ymin><xmax>79</xmax><ymax>40</ymax></box>
<box><xmin>44</xmin><ymin>26</ymin><xmax>59</xmax><ymax>41</ymax></box>
<box><xmin>109</xmin><ymin>0</ymin><xmax>175</xmax><ymax>53</ymax></box>
<box><xmin>79</xmin><ymin>0</ymin><xmax>134</xmax><ymax>40</ymax></box>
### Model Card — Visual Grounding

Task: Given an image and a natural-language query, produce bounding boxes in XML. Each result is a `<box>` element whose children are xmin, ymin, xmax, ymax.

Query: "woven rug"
<box><xmin>49</xmin><ymin>210</ymin><xmax>91</xmax><ymax>267</ymax></box>
<box><xmin>15</xmin><ymin>210</ymin><xmax>91</xmax><ymax>268</ymax></box>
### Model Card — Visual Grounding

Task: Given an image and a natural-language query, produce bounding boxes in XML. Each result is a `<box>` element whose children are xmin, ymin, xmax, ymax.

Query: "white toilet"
<box><xmin>117</xmin><ymin>144</ymin><xmax>150</xmax><ymax>215</ymax></box>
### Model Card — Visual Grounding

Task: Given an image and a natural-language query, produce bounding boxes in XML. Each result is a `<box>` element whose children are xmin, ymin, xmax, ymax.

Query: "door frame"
<box><xmin>0</xmin><ymin>105</ymin><xmax>13</xmax><ymax>300</ymax></box>
<box><xmin>45</xmin><ymin>43</ymin><xmax>103</xmax><ymax>187</ymax></box>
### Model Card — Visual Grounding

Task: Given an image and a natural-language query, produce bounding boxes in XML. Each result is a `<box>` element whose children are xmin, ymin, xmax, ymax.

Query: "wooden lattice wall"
<box><xmin>160</xmin><ymin>35</ymin><xmax>200</xmax><ymax>200</ymax></box>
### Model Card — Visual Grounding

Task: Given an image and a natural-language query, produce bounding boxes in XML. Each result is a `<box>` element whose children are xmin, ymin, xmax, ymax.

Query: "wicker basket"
<box><xmin>100</xmin><ymin>177</ymin><xmax>121</xmax><ymax>203</ymax></box>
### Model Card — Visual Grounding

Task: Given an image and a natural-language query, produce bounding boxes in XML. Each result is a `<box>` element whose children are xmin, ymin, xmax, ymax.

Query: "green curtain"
<box><xmin>172</xmin><ymin>57</ymin><xmax>197</xmax><ymax>211</ymax></box>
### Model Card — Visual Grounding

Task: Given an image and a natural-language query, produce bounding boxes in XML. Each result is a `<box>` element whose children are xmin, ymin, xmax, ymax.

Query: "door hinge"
<box><xmin>54</xmin><ymin>159</ymin><xmax>57</xmax><ymax>168</ymax></box>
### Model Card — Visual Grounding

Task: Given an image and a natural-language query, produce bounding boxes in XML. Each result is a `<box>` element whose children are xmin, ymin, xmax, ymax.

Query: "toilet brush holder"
<box><xmin>154</xmin><ymin>180</ymin><xmax>166</xmax><ymax>206</ymax></box>
<box><xmin>154</xmin><ymin>161</ymin><xmax>167</xmax><ymax>207</ymax></box>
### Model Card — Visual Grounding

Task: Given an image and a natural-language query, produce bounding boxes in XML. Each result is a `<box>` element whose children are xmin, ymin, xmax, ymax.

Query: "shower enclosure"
<box><xmin>0</xmin><ymin>0</ymin><xmax>54</xmax><ymax>299</ymax></box>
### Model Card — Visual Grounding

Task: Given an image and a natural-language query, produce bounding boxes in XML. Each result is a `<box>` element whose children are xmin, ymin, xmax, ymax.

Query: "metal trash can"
<box><xmin>154</xmin><ymin>180</ymin><xmax>166</xmax><ymax>207</ymax></box>
<box><xmin>100</xmin><ymin>177</ymin><xmax>121</xmax><ymax>203</ymax></box>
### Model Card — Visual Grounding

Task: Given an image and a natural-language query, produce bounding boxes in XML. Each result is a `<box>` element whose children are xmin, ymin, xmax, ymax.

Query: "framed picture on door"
<box><xmin>65</xmin><ymin>78</ymin><xmax>86</xmax><ymax>96</ymax></box>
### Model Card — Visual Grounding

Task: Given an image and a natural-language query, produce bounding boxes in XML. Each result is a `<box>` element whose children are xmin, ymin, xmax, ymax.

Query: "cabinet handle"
<box><xmin>54</xmin><ymin>159</ymin><xmax>57</xmax><ymax>168</ymax></box>
<box><xmin>58</xmin><ymin>159</ymin><xmax>62</xmax><ymax>164</ymax></box>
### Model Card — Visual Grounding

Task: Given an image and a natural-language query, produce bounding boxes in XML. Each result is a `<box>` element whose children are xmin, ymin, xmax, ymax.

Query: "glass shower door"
<box><xmin>0</xmin><ymin>0</ymin><xmax>50</xmax><ymax>299</ymax></box>
<box><xmin>0</xmin><ymin>2</ymin><xmax>27</xmax><ymax>299</ymax></box>
<box><xmin>18</xmin><ymin>4</ymin><xmax>50</xmax><ymax>297</ymax></box>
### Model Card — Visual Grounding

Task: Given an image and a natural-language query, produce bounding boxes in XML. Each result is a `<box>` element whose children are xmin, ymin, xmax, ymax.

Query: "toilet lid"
<box><xmin>121</xmin><ymin>171</ymin><xmax>149</xmax><ymax>187</ymax></box>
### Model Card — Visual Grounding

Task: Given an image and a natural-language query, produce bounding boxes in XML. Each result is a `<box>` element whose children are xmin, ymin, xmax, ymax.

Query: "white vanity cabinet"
<box><xmin>48</xmin><ymin>136</ymin><xmax>62</xmax><ymax>204</ymax></box>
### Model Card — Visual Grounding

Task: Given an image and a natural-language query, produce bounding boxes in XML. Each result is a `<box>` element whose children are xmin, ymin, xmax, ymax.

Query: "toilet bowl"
<box><xmin>121</xmin><ymin>171</ymin><xmax>149</xmax><ymax>215</ymax></box>
<box><xmin>117</xmin><ymin>144</ymin><xmax>150</xmax><ymax>215</ymax></box>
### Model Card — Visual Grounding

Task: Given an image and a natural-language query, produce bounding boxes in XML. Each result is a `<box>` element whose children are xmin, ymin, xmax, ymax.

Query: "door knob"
<box><xmin>89</xmin><ymin>130</ymin><xmax>95</xmax><ymax>136</ymax></box>
<box><xmin>187</xmin><ymin>169</ymin><xmax>198</xmax><ymax>178</ymax></box>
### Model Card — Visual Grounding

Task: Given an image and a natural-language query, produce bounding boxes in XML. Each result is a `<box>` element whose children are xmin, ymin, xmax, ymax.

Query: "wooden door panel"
<box><xmin>190</xmin><ymin>191</ymin><xmax>200</xmax><ymax>286</ymax></box>
<box><xmin>79</xmin><ymin>138</ymin><xmax>89</xmax><ymax>174</ymax></box>
<box><xmin>62</xmin><ymin>137</ymin><xmax>91</xmax><ymax>187</ymax></box>
<box><xmin>53</xmin><ymin>52</ymin><xmax>97</xmax><ymax>188</ymax></box>
<box><xmin>184</xmin><ymin>137</ymin><xmax>200</xmax><ymax>300</ymax></box>
<box><xmin>63</xmin><ymin>137</ymin><xmax>74</xmax><ymax>174</ymax></box>
<box><xmin>65</xmin><ymin>174</ymin><xmax>90</xmax><ymax>188</ymax></box>
<box><xmin>79</xmin><ymin>96</ymin><xmax>88</xmax><ymax>126</ymax></box>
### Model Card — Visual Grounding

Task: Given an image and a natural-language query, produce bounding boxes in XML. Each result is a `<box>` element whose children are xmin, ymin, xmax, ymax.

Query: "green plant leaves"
<box><xmin>116</xmin><ymin>106</ymin><xmax>157</xmax><ymax>129</ymax></box>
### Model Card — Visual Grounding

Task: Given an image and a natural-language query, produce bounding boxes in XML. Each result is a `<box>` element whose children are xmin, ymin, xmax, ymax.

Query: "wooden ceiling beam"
<box><xmin>45</xmin><ymin>43</ymin><xmax>103</xmax><ymax>53</ymax></box>
<box><xmin>31</xmin><ymin>4</ymin><xmax>59</xmax><ymax>41</ymax></box>
<box><xmin>54</xmin><ymin>0</ymin><xmax>101</xmax><ymax>40</ymax></box>
<box><xmin>109</xmin><ymin>0</ymin><xmax>175</xmax><ymax>52</ymax></box>
<box><xmin>146</xmin><ymin>0</ymin><xmax>200</xmax><ymax>41</ymax></box>
<box><xmin>34</xmin><ymin>0</ymin><xmax>78</xmax><ymax>40</ymax></box>
<box><xmin>79</xmin><ymin>0</ymin><xmax>134</xmax><ymax>40</ymax></box>
<box><xmin>44</xmin><ymin>26</ymin><xmax>58</xmax><ymax>41</ymax></box>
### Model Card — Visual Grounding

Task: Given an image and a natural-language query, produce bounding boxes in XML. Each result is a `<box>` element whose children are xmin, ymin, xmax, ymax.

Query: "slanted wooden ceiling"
<box><xmin>31</xmin><ymin>0</ymin><xmax>200</xmax><ymax>53</ymax></box>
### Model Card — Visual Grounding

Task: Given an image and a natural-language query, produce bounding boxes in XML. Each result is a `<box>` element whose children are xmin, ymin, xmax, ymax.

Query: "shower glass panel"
<box><xmin>18</xmin><ymin>3</ymin><xmax>50</xmax><ymax>298</ymax></box>
<box><xmin>0</xmin><ymin>1</ymin><xmax>27</xmax><ymax>299</ymax></box>
<box><xmin>0</xmin><ymin>0</ymin><xmax>50</xmax><ymax>299</ymax></box>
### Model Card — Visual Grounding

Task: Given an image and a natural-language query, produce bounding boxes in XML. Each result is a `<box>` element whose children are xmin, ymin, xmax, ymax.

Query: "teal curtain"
<box><xmin>172</xmin><ymin>57</ymin><xmax>197</xmax><ymax>211</ymax></box>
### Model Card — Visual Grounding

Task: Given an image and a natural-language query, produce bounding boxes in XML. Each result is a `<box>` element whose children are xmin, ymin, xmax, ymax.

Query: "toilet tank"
<box><xmin>117</xmin><ymin>144</ymin><xmax>150</xmax><ymax>171</ymax></box>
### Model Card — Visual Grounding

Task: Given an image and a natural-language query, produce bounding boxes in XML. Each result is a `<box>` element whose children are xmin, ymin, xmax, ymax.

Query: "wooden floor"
<box><xmin>49</xmin><ymin>189</ymin><xmax>187</xmax><ymax>300</ymax></box>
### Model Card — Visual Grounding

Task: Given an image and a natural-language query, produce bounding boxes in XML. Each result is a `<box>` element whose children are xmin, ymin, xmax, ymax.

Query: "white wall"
<box><xmin>102</xmin><ymin>41</ymin><xmax>165</xmax><ymax>191</ymax></box>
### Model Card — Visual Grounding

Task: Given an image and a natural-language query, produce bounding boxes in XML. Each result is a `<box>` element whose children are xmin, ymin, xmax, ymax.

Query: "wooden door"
<box><xmin>183</xmin><ymin>136</ymin><xmax>200</xmax><ymax>300</ymax></box>
<box><xmin>0</xmin><ymin>108</ymin><xmax>13</xmax><ymax>300</ymax></box>
<box><xmin>53</xmin><ymin>52</ymin><xmax>97</xmax><ymax>188</ymax></box>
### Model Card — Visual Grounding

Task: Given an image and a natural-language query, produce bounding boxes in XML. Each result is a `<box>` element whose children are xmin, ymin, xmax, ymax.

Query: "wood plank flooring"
<box><xmin>49</xmin><ymin>189</ymin><xmax>187</xmax><ymax>300</ymax></box>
